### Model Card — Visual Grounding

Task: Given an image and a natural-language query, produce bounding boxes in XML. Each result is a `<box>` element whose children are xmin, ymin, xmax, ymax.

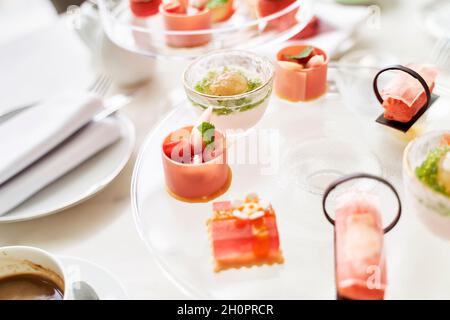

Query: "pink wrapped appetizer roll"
<box><xmin>375</xmin><ymin>64</ymin><xmax>438</xmax><ymax>123</ymax></box>
<box><xmin>323</xmin><ymin>173</ymin><xmax>401</xmax><ymax>300</ymax></box>
<box><xmin>334</xmin><ymin>192</ymin><xmax>386</xmax><ymax>300</ymax></box>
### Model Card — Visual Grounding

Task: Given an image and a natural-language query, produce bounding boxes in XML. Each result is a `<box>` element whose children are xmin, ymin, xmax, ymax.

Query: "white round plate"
<box><xmin>0</xmin><ymin>114</ymin><xmax>135</xmax><ymax>223</ymax></box>
<box><xmin>60</xmin><ymin>255</ymin><xmax>128</xmax><ymax>300</ymax></box>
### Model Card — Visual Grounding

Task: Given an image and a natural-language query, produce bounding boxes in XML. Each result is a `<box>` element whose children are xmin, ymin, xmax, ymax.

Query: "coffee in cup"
<box><xmin>0</xmin><ymin>246</ymin><xmax>65</xmax><ymax>300</ymax></box>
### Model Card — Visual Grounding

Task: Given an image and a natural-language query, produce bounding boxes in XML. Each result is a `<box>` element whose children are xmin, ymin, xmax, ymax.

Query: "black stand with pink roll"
<box><xmin>373</xmin><ymin>64</ymin><xmax>438</xmax><ymax>132</ymax></box>
<box><xmin>322</xmin><ymin>173</ymin><xmax>402</xmax><ymax>300</ymax></box>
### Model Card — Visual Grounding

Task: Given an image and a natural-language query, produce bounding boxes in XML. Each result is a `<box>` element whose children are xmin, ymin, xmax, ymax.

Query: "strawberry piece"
<box><xmin>166</xmin><ymin>139</ymin><xmax>193</xmax><ymax>163</ymax></box>
<box><xmin>163</xmin><ymin>127</ymin><xmax>193</xmax><ymax>162</ymax></box>
<box><xmin>130</xmin><ymin>0</ymin><xmax>161</xmax><ymax>17</ymax></box>
<box><xmin>163</xmin><ymin>2</ymin><xmax>185</xmax><ymax>14</ymax></box>
<box><xmin>163</xmin><ymin>140</ymin><xmax>181</xmax><ymax>159</ymax></box>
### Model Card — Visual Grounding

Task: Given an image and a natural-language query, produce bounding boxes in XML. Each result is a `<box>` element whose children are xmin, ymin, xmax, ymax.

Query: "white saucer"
<box><xmin>59</xmin><ymin>255</ymin><xmax>128</xmax><ymax>300</ymax></box>
<box><xmin>0</xmin><ymin>114</ymin><xmax>135</xmax><ymax>223</ymax></box>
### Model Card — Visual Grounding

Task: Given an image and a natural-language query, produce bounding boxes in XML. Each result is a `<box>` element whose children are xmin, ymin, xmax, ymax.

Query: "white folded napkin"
<box><xmin>0</xmin><ymin>91</ymin><xmax>103</xmax><ymax>185</ymax></box>
<box><xmin>0</xmin><ymin>117</ymin><xmax>122</xmax><ymax>216</ymax></box>
<box><xmin>0</xmin><ymin>20</ymin><xmax>93</xmax><ymax>115</ymax></box>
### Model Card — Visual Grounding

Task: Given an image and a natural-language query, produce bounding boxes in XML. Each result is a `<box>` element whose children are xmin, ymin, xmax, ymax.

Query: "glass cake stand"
<box><xmin>131</xmin><ymin>88</ymin><xmax>450</xmax><ymax>299</ymax></box>
<box><xmin>98</xmin><ymin>0</ymin><xmax>313</xmax><ymax>59</ymax></box>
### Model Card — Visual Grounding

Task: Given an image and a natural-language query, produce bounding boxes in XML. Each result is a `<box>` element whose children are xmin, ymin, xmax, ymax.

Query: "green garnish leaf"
<box><xmin>247</xmin><ymin>78</ymin><xmax>262</xmax><ymax>91</ymax></box>
<box><xmin>416</xmin><ymin>146</ymin><xmax>450</xmax><ymax>196</ymax></box>
<box><xmin>197</xmin><ymin>121</ymin><xmax>215</xmax><ymax>146</ymax></box>
<box><xmin>283</xmin><ymin>46</ymin><xmax>313</xmax><ymax>61</ymax></box>
<box><xmin>206</xmin><ymin>0</ymin><xmax>228</xmax><ymax>9</ymax></box>
<box><xmin>195</xmin><ymin>70</ymin><xmax>217</xmax><ymax>94</ymax></box>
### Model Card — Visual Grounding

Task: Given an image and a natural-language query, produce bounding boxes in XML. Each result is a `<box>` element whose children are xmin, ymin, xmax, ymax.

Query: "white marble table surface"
<box><xmin>0</xmin><ymin>0</ymin><xmax>443</xmax><ymax>299</ymax></box>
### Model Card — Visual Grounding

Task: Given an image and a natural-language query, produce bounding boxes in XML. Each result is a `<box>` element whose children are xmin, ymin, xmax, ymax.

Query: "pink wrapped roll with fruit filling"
<box><xmin>335</xmin><ymin>192</ymin><xmax>386</xmax><ymax>300</ymax></box>
<box><xmin>275</xmin><ymin>45</ymin><xmax>328</xmax><ymax>102</ymax></box>
<box><xmin>380</xmin><ymin>64</ymin><xmax>438</xmax><ymax>123</ymax></box>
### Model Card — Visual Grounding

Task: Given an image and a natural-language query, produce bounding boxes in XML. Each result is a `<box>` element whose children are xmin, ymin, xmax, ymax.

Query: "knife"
<box><xmin>94</xmin><ymin>93</ymin><xmax>135</xmax><ymax>121</ymax></box>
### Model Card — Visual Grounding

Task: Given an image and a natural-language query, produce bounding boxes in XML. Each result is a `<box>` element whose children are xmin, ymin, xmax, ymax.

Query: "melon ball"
<box><xmin>208</xmin><ymin>70</ymin><xmax>249</xmax><ymax>96</ymax></box>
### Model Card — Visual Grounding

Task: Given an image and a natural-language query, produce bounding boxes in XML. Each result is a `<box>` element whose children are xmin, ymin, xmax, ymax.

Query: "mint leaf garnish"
<box><xmin>197</xmin><ymin>121</ymin><xmax>215</xmax><ymax>146</ymax></box>
<box><xmin>283</xmin><ymin>46</ymin><xmax>313</xmax><ymax>61</ymax></box>
<box><xmin>206</xmin><ymin>0</ymin><xmax>228</xmax><ymax>9</ymax></box>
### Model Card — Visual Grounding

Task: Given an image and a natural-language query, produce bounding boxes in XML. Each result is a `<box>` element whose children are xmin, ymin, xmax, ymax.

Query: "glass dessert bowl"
<box><xmin>183</xmin><ymin>50</ymin><xmax>274</xmax><ymax>132</ymax></box>
<box><xmin>403</xmin><ymin>130</ymin><xmax>450</xmax><ymax>240</ymax></box>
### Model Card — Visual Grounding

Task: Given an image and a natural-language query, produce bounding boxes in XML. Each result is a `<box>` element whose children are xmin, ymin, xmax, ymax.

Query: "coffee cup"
<box><xmin>0</xmin><ymin>246</ymin><xmax>97</xmax><ymax>300</ymax></box>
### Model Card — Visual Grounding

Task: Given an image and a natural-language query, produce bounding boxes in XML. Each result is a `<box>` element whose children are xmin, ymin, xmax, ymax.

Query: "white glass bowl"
<box><xmin>403</xmin><ymin>130</ymin><xmax>450</xmax><ymax>240</ymax></box>
<box><xmin>183</xmin><ymin>50</ymin><xmax>274</xmax><ymax>131</ymax></box>
<box><xmin>97</xmin><ymin>0</ymin><xmax>313</xmax><ymax>59</ymax></box>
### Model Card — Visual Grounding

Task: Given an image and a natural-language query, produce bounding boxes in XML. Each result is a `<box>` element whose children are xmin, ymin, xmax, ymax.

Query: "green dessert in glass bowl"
<box><xmin>183</xmin><ymin>50</ymin><xmax>274</xmax><ymax>131</ymax></box>
<box><xmin>416</xmin><ymin>140</ymin><xmax>450</xmax><ymax>197</ymax></box>
<box><xmin>403</xmin><ymin>131</ymin><xmax>450</xmax><ymax>240</ymax></box>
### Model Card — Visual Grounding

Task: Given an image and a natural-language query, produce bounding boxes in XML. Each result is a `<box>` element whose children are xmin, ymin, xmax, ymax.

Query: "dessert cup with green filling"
<box><xmin>183</xmin><ymin>50</ymin><xmax>274</xmax><ymax>132</ymax></box>
<box><xmin>403</xmin><ymin>130</ymin><xmax>450</xmax><ymax>239</ymax></box>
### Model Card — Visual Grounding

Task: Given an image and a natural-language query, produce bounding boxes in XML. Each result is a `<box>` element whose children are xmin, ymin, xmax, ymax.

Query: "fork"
<box><xmin>0</xmin><ymin>74</ymin><xmax>113</xmax><ymax>121</ymax></box>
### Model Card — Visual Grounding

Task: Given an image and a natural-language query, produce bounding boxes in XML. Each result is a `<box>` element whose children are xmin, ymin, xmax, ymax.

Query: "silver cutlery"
<box><xmin>70</xmin><ymin>281</ymin><xmax>100</xmax><ymax>300</ymax></box>
<box><xmin>0</xmin><ymin>73</ymin><xmax>113</xmax><ymax>121</ymax></box>
<box><xmin>94</xmin><ymin>92</ymin><xmax>136</xmax><ymax>121</ymax></box>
